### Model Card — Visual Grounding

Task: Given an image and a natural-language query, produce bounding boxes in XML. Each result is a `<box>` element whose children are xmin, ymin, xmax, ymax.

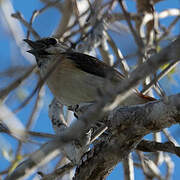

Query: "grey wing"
<box><xmin>60</xmin><ymin>52</ymin><xmax>124</xmax><ymax>82</ymax></box>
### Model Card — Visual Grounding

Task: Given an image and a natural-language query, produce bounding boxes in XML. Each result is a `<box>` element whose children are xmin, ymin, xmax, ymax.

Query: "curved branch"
<box><xmin>74</xmin><ymin>93</ymin><xmax>180</xmax><ymax>180</ymax></box>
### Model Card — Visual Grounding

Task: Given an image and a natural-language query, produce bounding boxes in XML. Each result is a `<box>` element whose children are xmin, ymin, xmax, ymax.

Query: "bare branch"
<box><xmin>11</xmin><ymin>12</ymin><xmax>40</xmax><ymax>39</ymax></box>
<box><xmin>41</xmin><ymin>163</ymin><xmax>74</xmax><ymax>180</ymax></box>
<box><xmin>141</xmin><ymin>61</ymin><xmax>179</xmax><ymax>94</ymax></box>
<box><xmin>137</xmin><ymin>140</ymin><xmax>180</xmax><ymax>157</ymax></box>
<box><xmin>0</xmin><ymin>65</ymin><xmax>36</xmax><ymax>102</ymax></box>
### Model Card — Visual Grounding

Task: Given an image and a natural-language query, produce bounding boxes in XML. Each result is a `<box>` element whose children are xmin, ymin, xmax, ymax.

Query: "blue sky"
<box><xmin>0</xmin><ymin>0</ymin><xmax>180</xmax><ymax>179</ymax></box>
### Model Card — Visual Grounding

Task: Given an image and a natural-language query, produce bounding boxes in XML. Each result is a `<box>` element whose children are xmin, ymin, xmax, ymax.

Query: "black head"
<box><xmin>24</xmin><ymin>38</ymin><xmax>58</xmax><ymax>56</ymax></box>
<box><xmin>24</xmin><ymin>38</ymin><xmax>70</xmax><ymax>67</ymax></box>
<box><xmin>24</xmin><ymin>38</ymin><xmax>60</xmax><ymax>67</ymax></box>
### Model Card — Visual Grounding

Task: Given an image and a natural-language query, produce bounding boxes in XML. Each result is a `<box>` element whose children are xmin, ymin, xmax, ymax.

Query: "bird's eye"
<box><xmin>47</xmin><ymin>38</ymin><xmax>57</xmax><ymax>45</ymax></box>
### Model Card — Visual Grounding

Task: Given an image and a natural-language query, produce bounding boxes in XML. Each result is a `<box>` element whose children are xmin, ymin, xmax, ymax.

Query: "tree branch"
<box><xmin>137</xmin><ymin>140</ymin><xmax>180</xmax><ymax>157</ymax></box>
<box><xmin>74</xmin><ymin>93</ymin><xmax>180</xmax><ymax>179</ymax></box>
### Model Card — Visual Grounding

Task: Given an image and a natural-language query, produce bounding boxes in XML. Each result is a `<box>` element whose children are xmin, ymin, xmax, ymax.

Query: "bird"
<box><xmin>24</xmin><ymin>37</ymin><xmax>154</xmax><ymax>108</ymax></box>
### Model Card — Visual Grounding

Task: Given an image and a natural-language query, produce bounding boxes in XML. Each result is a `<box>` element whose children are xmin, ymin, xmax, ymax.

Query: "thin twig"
<box><xmin>163</xmin><ymin>129</ymin><xmax>179</xmax><ymax>147</ymax></box>
<box><xmin>26</xmin><ymin>86</ymin><xmax>45</xmax><ymax>130</ymax></box>
<box><xmin>141</xmin><ymin>61</ymin><xmax>179</xmax><ymax>94</ymax></box>
<box><xmin>0</xmin><ymin>65</ymin><xmax>36</xmax><ymax>102</ymax></box>
<box><xmin>107</xmin><ymin>32</ymin><xmax>130</xmax><ymax>75</ymax></box>
<box><xmin>28</xmin><ymin>131</ymin><xmax>56</xmax><ymax>138</ymax></box>
<box><xmin>118</xmin><ymin>0</ymin><xmax>144</xmax><ymax>48</ymax></box>
<box><xmin>27</xmin><ymin>2</ymin><xmax>57</xmax><ymax>39</ymax></box>
<box><xmin>11</xmin><ymin>12</ymin><xmax>40</xmax><ymax>39</ymax></box>
<box><xmin>123</xmin><ymin>153</ymin><xmax>134</xmax><ymax>180</ymax></box>
<box><xmin>41</xmin><ymin>163</ymin><xmax>74</xmax><ymax>180</ymax></box>
<box><xmin>158</xmin><ymin>16</ymin><xmax>180</xmax><ymax>42</ymax></box>
<box><xmin>13</xmin><ymin>56</ymin><xmax>64</xmax><ymax>113</ymax></box>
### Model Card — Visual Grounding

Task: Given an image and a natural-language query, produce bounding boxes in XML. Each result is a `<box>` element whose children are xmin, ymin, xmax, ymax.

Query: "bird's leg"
<box><xmin>68</xmin><ymin>104</ymin><xmax>79</xmax><ymax>118</ymax></box>
<box><xmin>68</xmin><ymin>103</ymin><xmax>94</xmax><ymax>118</ymax></box>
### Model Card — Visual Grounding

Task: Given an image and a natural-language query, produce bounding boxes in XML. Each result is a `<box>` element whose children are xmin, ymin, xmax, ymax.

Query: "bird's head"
<box><xmin>24</xmin><ymin>38</ymin><xmax>70</xmax><ymax>67</ymax></box>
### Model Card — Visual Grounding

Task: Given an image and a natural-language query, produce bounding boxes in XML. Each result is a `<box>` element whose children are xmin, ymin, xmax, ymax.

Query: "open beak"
<box><xmin>26</xmin><ymin>49</ymin><xmax>37</xmax><ymax>55</ymax></box>
<box><xmin>23</xmin><ymin>39</ymin><xmax>37</xmax><ymax>48</ymax></box>
<box><xmin>24</xmin><ymin>39</ymin><xmax>38</xmax><ymax>55</ymax></box>
<box><xmin>24</xmin><ymin>39</ymin><xmax>51</xmax><ymax>56</ymax></box>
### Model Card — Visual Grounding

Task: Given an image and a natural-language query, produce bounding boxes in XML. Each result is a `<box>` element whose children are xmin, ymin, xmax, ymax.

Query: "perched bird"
<box><xmin>24</xmin><ymin>38</ymin><xmax>154</xmax><ymax>107</ymax></box>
